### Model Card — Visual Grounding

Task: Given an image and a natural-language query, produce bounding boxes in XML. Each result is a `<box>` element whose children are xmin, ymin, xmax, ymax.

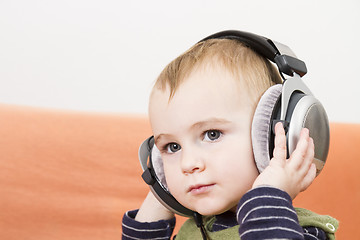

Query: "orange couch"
<box><xmin>0</xmin><ymin>103</ymin><xmax>359</xmax><ymax>239</ymax></box>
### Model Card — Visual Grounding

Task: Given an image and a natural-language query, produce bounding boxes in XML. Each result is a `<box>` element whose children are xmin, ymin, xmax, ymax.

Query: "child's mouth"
<box><xmin>188</xmin><ymin>184</ymin><xmax>215</xmax><ymax>195</ymax></box>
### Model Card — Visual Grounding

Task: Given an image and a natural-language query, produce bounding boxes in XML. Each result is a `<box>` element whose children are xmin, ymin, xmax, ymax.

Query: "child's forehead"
<box><xmin>149</xmin><ymin>65</ymin><xmax>254</xmax><ymax>120</ymax></box>
<box><xmin>149</xmin><ymin>80</ymin><xmax>255</xmax><ymax>143</ymax></box>
<box><xmin>152</xmin><ymin>62</ymin><xmax>248</xmax><ymax>101</ymax></box>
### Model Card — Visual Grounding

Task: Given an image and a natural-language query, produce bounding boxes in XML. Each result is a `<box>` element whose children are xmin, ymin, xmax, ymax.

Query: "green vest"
<box><xmin>175</xmin><ymin>208</ymin><xmax>338</xmax><ymax>240</ymax></box>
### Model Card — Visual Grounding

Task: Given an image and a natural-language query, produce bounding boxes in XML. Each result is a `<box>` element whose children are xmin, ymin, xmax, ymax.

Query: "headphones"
<box><xmin>138</xmin><ymin>30</ymin><xmax>330</xmax><ymax>218</ymax></box>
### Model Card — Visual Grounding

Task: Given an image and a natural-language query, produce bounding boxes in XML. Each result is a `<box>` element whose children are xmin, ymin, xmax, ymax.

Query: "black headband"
<box><xmin>199</xmin><ymin>30</ymin><xmax>307</xmax><ymax>77</ymax></box>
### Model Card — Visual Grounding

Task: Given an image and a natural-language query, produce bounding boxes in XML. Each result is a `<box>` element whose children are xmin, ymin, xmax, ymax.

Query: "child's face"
<box><xmin>149</xmin><ymin>64</ymin><xmax>259</xmax><ymax>216</ymax></box>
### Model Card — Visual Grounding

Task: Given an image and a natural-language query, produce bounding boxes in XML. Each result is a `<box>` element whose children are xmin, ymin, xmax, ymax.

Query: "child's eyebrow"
<box><xmin>189</xmin><ymin>118</ymin><xmax>231</xmax><ymax>131</ymax></box>
<box><xmin>154</xmin><ymin>134</ymin><xmax>171</xmax><ymax>145</ymax></box>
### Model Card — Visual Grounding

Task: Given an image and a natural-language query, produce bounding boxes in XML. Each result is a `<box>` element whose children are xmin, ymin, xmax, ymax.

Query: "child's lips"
<box><xmin>188</xmin><ymin>183</ymin><xmax>215</xmax><ymax>195</ymax></box>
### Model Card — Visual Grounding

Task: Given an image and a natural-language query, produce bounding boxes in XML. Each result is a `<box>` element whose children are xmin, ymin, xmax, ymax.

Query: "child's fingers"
<box><xmin>272</xmin><ymin>122</ymin><xmax>287</xmax><ymax>165</ymax></box>
<box><xmin>288</xmin><ymin>128</ymin><xmax>311</xmax><ymax>171</ymax></box>
<box><xmin>305</xmin><ymin>137</ymin><xmax>315</xmax><ymax>166</ymax></box>
<box><xmin>300</xmin><ymin>163</ymin><xmax>317</xmax><ymax>192</ymax></box>
<box><xmin>297</xmin><ymin>136</ymin><xmax>315</xmax><ymax>174</ymax></box>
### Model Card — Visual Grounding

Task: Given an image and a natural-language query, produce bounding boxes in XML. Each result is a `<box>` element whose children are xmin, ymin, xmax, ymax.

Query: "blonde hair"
<box><xmin>153</xmin><ymin>38</ymin><xmax>282</xmax><ymax>104</ymax></box>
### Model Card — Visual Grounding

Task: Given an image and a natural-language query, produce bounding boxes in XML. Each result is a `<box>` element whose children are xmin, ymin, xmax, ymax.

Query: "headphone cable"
<box><xmin>193</xmin><ymin>212</ymin><xmax>208</xmax><ymax>240</ymax></box>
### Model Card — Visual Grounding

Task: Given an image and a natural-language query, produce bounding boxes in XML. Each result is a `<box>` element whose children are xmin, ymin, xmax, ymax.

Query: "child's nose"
<box><xmin>180</xmin><ymin>148</ymin><xmax>205</xmax><ymax>174</ymax></box>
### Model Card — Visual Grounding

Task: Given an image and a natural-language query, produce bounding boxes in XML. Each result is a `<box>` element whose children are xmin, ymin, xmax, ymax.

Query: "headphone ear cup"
<box><xmin>140</xmin><ymin>141</ymin><xmax>195</xmax><ymax>217</ymax></box>
<box><xmin>251</xmin><ymin>84</ymin><xmax>282</xmax><ymax>173</ymax></box>
<box><xmin>286</xmin><ymin>95</ymin><xmax>330</xmax><ymax>175</ymax></box>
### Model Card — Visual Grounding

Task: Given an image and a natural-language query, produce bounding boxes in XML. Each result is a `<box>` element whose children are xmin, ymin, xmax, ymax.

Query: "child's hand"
<box><xmin>135</xmin><ymin>190</ymin><xmax>175</xmax><ymax>222</ymax></box>
<box><xmin>252</xmin><ymin>122</ymin><xmax>317</xmax><ymax>199</ymax></box>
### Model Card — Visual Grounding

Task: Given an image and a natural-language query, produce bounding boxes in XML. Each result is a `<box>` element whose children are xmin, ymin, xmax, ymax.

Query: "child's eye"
<box><xmin>165</xmin><ymin>143</ymin><xmax>182</xmax><ymax>153</ymax></box>
<box><xmin>203</xmin><ymin>130</ymin><xmax>222</xmax><ymax>141</ymax></box>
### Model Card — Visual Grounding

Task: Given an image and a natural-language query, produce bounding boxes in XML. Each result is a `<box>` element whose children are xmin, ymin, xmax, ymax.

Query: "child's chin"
<box><xmin>184</xmin><ymin>198</ymin><xmax>238</xmax><ymax>216</ymax></box>
<box><xmin>194</xmin><ymin>205</ymin><xmax>235</xmax><ymax>216</ymax></box>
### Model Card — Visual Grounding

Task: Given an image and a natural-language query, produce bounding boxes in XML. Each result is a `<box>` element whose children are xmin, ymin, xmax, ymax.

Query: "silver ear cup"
<box><xmin>251</xmin><ymin>82</ymin><xmax>330</xmax><ymax>176</ymax></box>
<box><xmin>138</xmin><ymin>137</ymin><xmax>196</xmax><ymax>217</ymax></box>
<box><xmin>251</xmin><ymin>84</ymin><xmax>283</xmax><ymax>173</ymax></box>
<box><xmin>288</xmin><ymin>95</ymin><xmax>329</xmax><ymax>175</ymax></box>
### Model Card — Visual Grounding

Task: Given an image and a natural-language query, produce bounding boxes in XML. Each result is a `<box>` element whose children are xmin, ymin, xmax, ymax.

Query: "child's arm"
<box><xmin>135</xmin><ymin>190</ymin><xmax>175</xmax><ymax>222</ymax></box>
<box><xmin>121</xmin><ymin>191</ymin><xmax>175</xmax><ymax>240</ymax></box>
<box><xmin>236</xmin><ymin>186</ymin><xmax>328</xmax><ymax>239</ymax></box>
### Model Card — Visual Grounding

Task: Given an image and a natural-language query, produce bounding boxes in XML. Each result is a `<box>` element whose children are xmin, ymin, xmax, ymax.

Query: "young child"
<box><xmin>122</xmin><ymin>32</ymin><xmax>338</xmax><ymax>239</ymax></box>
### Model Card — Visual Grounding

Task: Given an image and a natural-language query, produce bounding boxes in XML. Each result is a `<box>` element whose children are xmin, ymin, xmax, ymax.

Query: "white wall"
<box><xmin>0</xmin><ymin>0</ymin><xmax>359</xmax><ymax>123</ymax></box>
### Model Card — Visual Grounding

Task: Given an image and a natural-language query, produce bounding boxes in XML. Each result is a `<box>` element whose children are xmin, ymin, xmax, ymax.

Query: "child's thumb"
<box><xmin>272</xmin><ymin>122</ymin><xmax>287</xmax><ymax>164</ymax></box>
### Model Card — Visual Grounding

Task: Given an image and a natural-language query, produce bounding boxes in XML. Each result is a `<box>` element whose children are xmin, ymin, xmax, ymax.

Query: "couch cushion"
<box><xmin>0</xmin><ymin>104</ymin><xmax>358</xmax><ymax>239</ymax></box>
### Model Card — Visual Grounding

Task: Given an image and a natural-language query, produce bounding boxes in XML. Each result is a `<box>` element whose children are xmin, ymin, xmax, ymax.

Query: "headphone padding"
<box><xmin>151</xmin><ymin>144</ymin><xmax>168</xmax><ymax>189</ymax></box>
<box><xmin>252</xmin><ymin>84</ymin><xmax>282</xmax><ymax>173</ymax></box>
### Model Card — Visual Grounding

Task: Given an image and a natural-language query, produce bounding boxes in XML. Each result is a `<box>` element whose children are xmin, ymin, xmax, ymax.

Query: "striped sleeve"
<box><xmin>122</xmin><ymin>210</ymin><xmax>175</xmax><ymax>240</ymax></box>
<box><xmin>236</xmin><ymin>186</ymin><xmax>327</xmax><ymax>240</ymax></box>
<box><xmin>303</xmin><ymin>226</ymin><xmax>327</xmax><ymax>239</ymax></box>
